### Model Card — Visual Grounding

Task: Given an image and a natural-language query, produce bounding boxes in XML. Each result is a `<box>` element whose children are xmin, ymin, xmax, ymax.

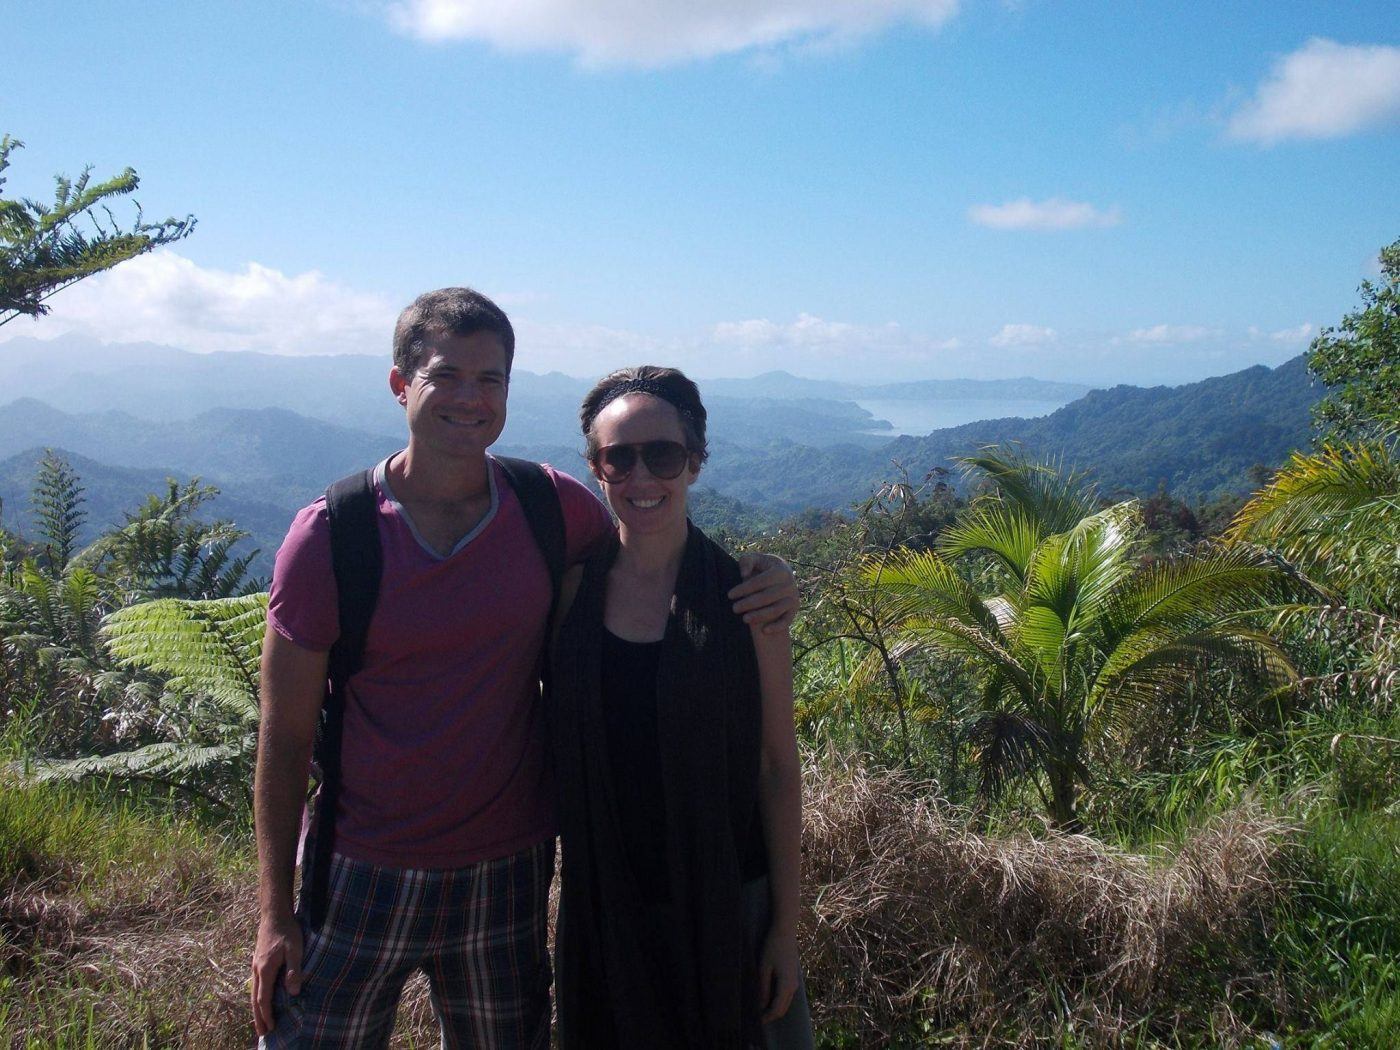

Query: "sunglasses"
<box><xmin>591</xmin><ymin>440</ymin><xmax>693</xmax><ymax>483</ymax></box>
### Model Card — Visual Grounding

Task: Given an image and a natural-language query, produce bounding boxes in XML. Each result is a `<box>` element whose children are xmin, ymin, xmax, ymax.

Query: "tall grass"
<box><xmin>0</xmin><ymin>774</ymin><xmax>470</xmax><ymax>1047</ymax></box>
<box><xmin>1268</xmin><ymin>806</ymin><xmax>1400</xmax><ymax>1045</ymax></box>
<box><xmin>0</xmin><ymin>774</ymin><xmax>254</xmax><ymax>1045</ymax></box>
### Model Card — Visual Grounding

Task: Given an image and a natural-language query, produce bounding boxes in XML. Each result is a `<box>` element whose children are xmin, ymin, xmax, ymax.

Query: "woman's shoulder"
<box><xmin>688</xmin><ymin>520</ymin><xmax>743</xmax><ymax>588</ymax></box>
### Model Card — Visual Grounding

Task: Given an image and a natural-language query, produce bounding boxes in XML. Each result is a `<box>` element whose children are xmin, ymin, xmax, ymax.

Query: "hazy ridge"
<box><xmin>0</xmin><ymin>337</ymin><xmax>1316</xmax><ymax>573</ymax></box>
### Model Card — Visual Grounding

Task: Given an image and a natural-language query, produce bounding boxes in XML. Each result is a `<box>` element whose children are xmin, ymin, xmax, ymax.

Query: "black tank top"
<box><xmin>601</xmin><ymin>629</ymin><xmax>768</xmax><ymax>904</ymax></box>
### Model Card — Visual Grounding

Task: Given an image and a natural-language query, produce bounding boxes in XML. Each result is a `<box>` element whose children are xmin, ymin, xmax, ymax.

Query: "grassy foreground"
<box><xmin>2</xmin><ymin>757</ymin><xmax>1396</xmax><ymax>1048</ymax></box>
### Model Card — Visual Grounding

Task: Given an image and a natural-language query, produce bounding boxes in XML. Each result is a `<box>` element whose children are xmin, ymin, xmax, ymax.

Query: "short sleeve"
<box><xmin>267</xmin><ymin>498</ymin><xmax>340</xmax><ymax>652</ymax></box>
<box><xmin>545</xmin><ymin>465</ymin><xmax>614</xmax><ymax>565</ymax></box>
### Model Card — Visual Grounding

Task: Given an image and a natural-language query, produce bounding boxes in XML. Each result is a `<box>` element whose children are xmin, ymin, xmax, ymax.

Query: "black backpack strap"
<box><xmin>495</xmin><ymin>456</ymin><xmax>567</xmax><ymax>606</ymax></box>
<box><xmin>303</xmin><ymin>467</ymin><xmax>381</xmax><ymax>929</ymax></box>
<box><xmin>298</xmin><ymin>458</ymin><xmax>561</xmax><ymax>928</ymax></box>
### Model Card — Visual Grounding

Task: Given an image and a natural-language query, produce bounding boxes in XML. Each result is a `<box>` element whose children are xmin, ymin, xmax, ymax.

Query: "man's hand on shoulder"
<box><xmin>729</xmin><ymin>553</ymin><xmax>798</xmax><ymax>634</ymax></box>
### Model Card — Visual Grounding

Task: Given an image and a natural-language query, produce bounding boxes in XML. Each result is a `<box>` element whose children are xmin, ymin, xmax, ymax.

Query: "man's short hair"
<box><xmin>393</xmin><ymin>287</ymin><xmax>516</xmax><ymax>378</ymax></box>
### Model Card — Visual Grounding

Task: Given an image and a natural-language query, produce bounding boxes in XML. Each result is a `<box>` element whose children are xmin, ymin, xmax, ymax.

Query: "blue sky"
<box><xmin>3</xmin><ymin>0</ymin><xmax>1397</xmax><ymax>384</ymax></box>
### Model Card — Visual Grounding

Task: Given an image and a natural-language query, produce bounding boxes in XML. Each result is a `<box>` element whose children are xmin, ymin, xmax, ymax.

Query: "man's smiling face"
<box><xmin>392</xmin><ymin>330</ymin><xmax>510</xmax><ymax>460</ymax></box>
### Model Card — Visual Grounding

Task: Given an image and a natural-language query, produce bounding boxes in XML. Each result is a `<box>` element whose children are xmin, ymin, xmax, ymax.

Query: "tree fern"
<box><xmin>30</xmin><ymin>450</ymin><xmax>86</xmax><ymax>574</ymax></box>
<box><xmin>17</xmin><ymin>594</ymin><xmax>269</xmax><ymax>807</ymax></box>
<box><xmin>102</xmin><ymin>594</ymin><xmax>267</xmax><ymax>722</ymax></box>
<box><xmin>85</xmin><ymin>478</ymin><xmax>262</xmax><ymax>599</ymax></box>
<box><xmin>1</xmin><ymin>135</ymin><xmax>194</xmax><ymax>325</ymax></box>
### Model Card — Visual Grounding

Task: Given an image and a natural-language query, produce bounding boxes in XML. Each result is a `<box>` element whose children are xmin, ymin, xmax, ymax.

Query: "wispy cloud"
<box><xmin>514</xmin><ymin>313</ymin><xmax>964</xmax><ymax>378</ymax></box>
<box><xmin>1</xmin><ymin>250</ymin><xmax>396</xmax><ymax>356</ymax></box>
<box><xmin>709</xmin><ymin>312</ymin><xmax>959</xmax><ymax>365</ymax></box>
<box><xmin>1249</xmin><ymin>322</ymin><xmax>1316</xmax><ymax>345</ymax></box>
<box><xmin>989</xmin><ymin>323</ymin><xmax>1056</xmax><ymax>347</ymax></box>
<box><xmin>385</xmin><ymin>0</ymin><xmax>959</xmax><ymax>67</ymax></box>
<box><xmin>968</xmin><ymin>197</ymin><xmax>1122</xmax><ymax>231</ymax></box>
<box><xmin>1126</xmin><ymin>324</ymin><xmax>1216</xmax><ymax>345</ymax></box>
<box><xmin>715</xmin><ymin>312</ymin><xmax>866</xmax><ymax>348</ymax></box>
<box><xmin>1228</xmin><ymin>38</ymin><xmax>1400</xmax><ymax>144</ymax></box>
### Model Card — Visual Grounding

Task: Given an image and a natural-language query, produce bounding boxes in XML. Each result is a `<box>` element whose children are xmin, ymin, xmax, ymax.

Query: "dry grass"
<box><xmin>799</xmin><ymin>752</ymin><xmax>1296</xmax><ymax>1047</ymax></box>
<box><xmin>0</xmin><ymin>785</ymin><xmax>254</xmax><ymax>1046</ymax></box>
<box><xmin>2</xmin><ymin>865</ymin><xmax>253</xmax><ymax>1045</ymax></box>
<box><xmin>0</xmin><ymin>803</ymin><xmax>443</xmax><ymax>1048</ymax></box>
<box><xmin>2</xmin><ymin>760</ymin><xmax>1296</xmax><ymax>1048</ymax></box>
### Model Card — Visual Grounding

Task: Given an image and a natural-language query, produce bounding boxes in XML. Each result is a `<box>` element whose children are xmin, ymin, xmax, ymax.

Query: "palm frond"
<box><xmin>1229</xmin><ymin>440</ymin><xmax>1400</xmax><ymax>545</ymax></box>
<box><xmin>956</xmin><ymin>446</ymin><xmax>1101</xmax><ymax>535</ymax></box>
<box><xmin>1025</xmin><ymin>502</ymin><xmax>1140</xmax><ymax>624</ymax></box>
<box><xmin>937</xmin><ymin>505</ymin><xmax>1043</xmax><ymax>580</ymax></box>
<box><xmin>1100</xmin><ymin>546</ymin><xmax>1295</xmax><ymax>645</ymax></box>
<box><xmin>891</xmin><ymin>615</ymin><xmax>1035</xmax><ymax>701</ymax></box>
<box><xmin>962</xmin><ymin>710</ymin><xmax>1049</xmax><ymax>799</ymax></box>
<box><xmin>1092</xmin><ymin>627</ymin><xmax>1295</xmax><ymax>721</ymax></box>
<box><xmin>1227</xmin><ymin>440</ymin><xmax>1400</xmax><ymax>606</ymax></box>
<box><xmin>864</xmin><ymin>549</ymin><xmax>1006</xmax><ymax>641</ymax></box>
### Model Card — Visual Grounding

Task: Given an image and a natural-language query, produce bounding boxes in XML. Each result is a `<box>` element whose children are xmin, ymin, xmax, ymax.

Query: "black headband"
<box><xmin>593</xmin><ymin>378</ymin><xmax>700</xmax><ymax>428</ymax></box>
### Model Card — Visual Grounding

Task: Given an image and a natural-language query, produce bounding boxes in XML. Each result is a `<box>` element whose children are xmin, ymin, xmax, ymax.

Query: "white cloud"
<box><xmin>989</xmin><ymin>323</ymin><xmax>1056</xmax><ymax>347</ymax></box>
<box><xmin>4</xmin><ymin>250</ymin><xmax>396</xmax><ymax>356</ymax></box>
<box><xmin>714</xmin><ymin>312</ymin><xmax>865</xmax><ymax>348</ymax></box>
<box><xmin>385</xmin><ymin>0</ymin><xmax>959</xmax><ymax>67</ymax></box>
<box><xmin>1248</xmin><ymin>322</ymin><xmax>1316</xmax><ymax>345</ymax></box>
<box><xmin>1126</xmin><ymin>324</ymin><xmax>1215</xmax><ymax>345</ymax></box>
<box><xmin>1228</xmin><ymin>38</ymin><xmax>1400</xmax><ymax>144</ymax></box>
<box><xmin>3</xmin><ymin>257</ymin><xmax>971</xmax><ymax>380</ymax></box>
<box><xmin>512</xmin><ymin>313</ymin><xmax>965</xmax><ymax>379</ymax></box>
<box><xmin>708</xmin><ymin>313</ymin><xmax>960</xmax><ymax>366</ymax></box>
<box><xmin>968</xmin><ymin>197</ymin><xmax>1122</xmax><ymax>231</ymax></box>
<box><xmin>513</xmin><ymin>318</ymin><xmax>678</xmax><ymax>376</ymax></box>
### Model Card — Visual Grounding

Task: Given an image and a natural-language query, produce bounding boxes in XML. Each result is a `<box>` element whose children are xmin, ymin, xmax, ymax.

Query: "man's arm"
<box><xmin>751</xmin><ymin>622</ymin><xmax>802</xmax><ymax>1022</ymax></box>
<box><xmin>730</xmin><ymin>553</ymin><xmax>798</xmax><ymax>634</ymax></box>
<box><xmin>251</xmin><ymin>627</ymin><xmax>328</xmax><ymax>1038</ymax></box>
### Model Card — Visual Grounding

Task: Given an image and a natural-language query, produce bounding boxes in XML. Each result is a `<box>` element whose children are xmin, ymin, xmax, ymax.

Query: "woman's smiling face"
<box><xmin>589</xmin><ymin>393</ymin><xmax>699</xmax><ymax>538</ymax></box>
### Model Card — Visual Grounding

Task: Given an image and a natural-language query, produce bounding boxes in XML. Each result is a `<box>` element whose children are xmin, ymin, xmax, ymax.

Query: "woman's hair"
<box><xmin>579</xmin><ymin>365</ymin><xmax>709</xmax><ymax>464</ymax></box>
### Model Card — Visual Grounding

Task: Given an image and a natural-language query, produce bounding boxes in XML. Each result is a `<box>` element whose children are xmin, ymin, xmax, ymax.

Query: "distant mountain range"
<box><xmin>0</xmin><ymin>336</ymin><xmax>1086</xmax><ymax>449</ymax></box>
<box><xmin>0</xmin><ymin>399</ymin><xmax>403</xmax><ymax>509</ymax></box>
<box><xmin>0</xmin><ymin>335</ymin><xmax>1320</xmax><ymax>574</ymax></box>
<box><xmin>0</xmin><ymin>447</ymin><xmax>296</xmax><ymax>579</ymax></box>
<box><xmin>695</xmin><ymin>356</ymin><xmax>1319</xmax><ymax>511</ymax></box>
<box><xmin>701</xmin><ymin>371</ymin><xmax>1090</xmax><ymax>402</ymax></box>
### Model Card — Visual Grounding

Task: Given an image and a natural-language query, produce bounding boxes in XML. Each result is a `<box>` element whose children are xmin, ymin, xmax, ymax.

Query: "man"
<box><xmin>251</xmin><ymin>287</ymin><xmax>797</xmax><ymax>1047</ymax></box>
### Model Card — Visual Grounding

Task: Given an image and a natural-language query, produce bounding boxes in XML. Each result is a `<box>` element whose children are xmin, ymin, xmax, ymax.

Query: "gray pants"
<box><xmin>742</xmin><ymin>877</ymin><xmax>816</xmax><ymax>1050</ymax></box>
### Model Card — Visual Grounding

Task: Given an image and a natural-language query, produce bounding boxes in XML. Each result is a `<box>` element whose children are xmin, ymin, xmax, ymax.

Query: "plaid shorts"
<box><xmin>260</xmin><ymin>840</ymin><xmax>554</xmax><ymax>1050</ymax></box>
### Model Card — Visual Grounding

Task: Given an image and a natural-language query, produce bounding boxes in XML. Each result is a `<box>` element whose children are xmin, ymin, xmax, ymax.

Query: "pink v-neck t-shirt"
<box><xmin>267</xmin><ymin>457</ymin><xmax>613</xmax><ymax>869</ymax></box>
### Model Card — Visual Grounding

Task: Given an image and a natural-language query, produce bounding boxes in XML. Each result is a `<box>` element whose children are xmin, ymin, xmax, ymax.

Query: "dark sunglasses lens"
<box><xmin>641</xmin><ymin>441</ymin><xmax>689</xmax><ymax>479</ymax></box>
<box><xmin>598</xmin><ymin>445</ymin><xmax>638</xmax><ymax>481</ymax></box>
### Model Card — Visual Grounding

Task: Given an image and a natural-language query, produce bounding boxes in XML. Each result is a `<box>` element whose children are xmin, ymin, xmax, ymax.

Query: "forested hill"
<box><xmin>0</xmin><ymin>355</ymin><xmax>1318</xmax><ymax>569</ymax></box>
<box><xmin>701</xmin><ymin>355</ymin><xmax>1317</xmax><ymax>511</ymax></box>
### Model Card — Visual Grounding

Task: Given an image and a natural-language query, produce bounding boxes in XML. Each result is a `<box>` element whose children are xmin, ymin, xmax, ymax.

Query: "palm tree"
<box><xmin>1228</xmin><ymin>437</ymin><xmax>1400</xmax><ymax>710</ymax></box>
<box><xmin>1227</xmin><ymin>437</ymin><xmax>1400</xmax><ymax>613</ymax></box>
<box><xmin>870</xmin><ymin>449</ymin><xmax>1297</xmax><ymax>827</ymax></box>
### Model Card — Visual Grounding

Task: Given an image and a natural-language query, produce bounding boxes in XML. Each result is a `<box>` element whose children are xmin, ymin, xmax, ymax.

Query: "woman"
<box><xmin>550</xmin><ymin>366</ymin><xmax>814</xmax><ymax>1049</ymax></box>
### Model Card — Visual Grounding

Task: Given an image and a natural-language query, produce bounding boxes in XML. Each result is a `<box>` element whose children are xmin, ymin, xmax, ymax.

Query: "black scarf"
<box><xmin>551</xmin><ymin>522</ymin><xmax>763</xmax><ymax>1049</ymax></box>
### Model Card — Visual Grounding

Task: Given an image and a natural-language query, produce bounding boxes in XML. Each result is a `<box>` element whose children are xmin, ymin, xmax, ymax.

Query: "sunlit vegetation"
<box><xmin>3</xmin><ymin>423</ymin><xmax>1399</xmax><ymax>1046</ymax></box>
<box><xmin>2</xmin><ymin>237</ymin><xmax>1398</xmax><ymax>1044</ymax></box>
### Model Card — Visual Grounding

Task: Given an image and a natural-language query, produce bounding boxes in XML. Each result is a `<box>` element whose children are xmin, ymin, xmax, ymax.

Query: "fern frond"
<box><xmin>101</xmin><ymin>593</ymin><xmax>268</xmax><ymax>721</ymax></box>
